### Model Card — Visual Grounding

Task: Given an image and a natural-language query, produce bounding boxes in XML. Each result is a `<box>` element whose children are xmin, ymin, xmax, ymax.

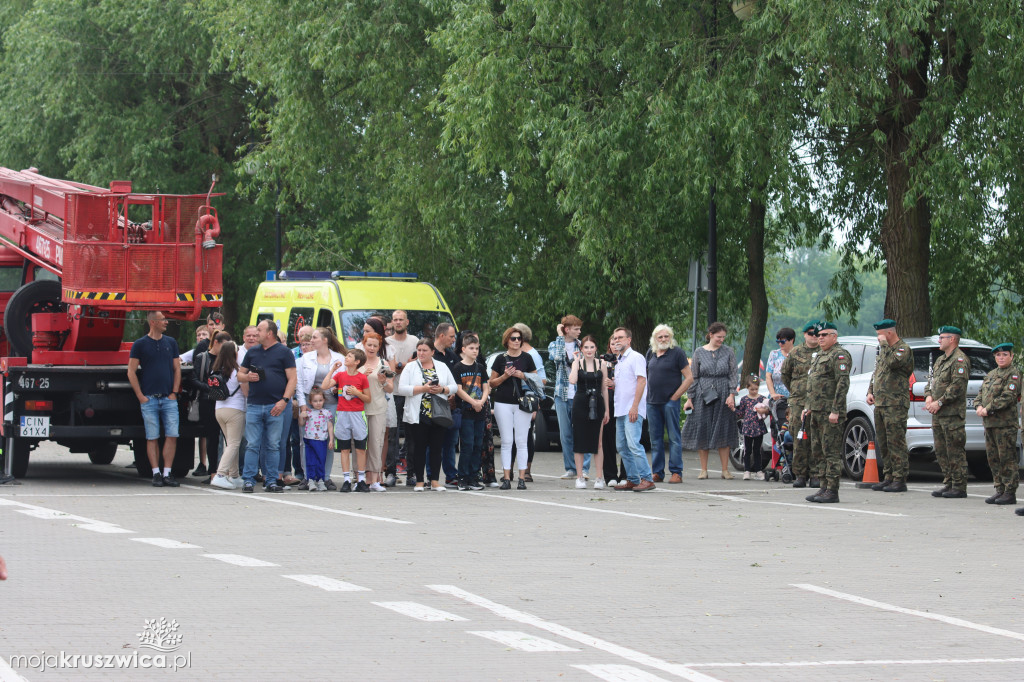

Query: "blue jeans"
<box><xmin>243</xmin><ymin>403</ymin><xmax>286</xmax><ymax>486</ymax></box>
<box><xmin>276</xmin><ymin>399</ymin><xmax>293</xmax><ymax>476</ymax></box>
<box><xmin>647</xmin><ymin>400</ymin><xmax>683</xmax><ymax>476</ymax></box>
<box><xmin>616</xmin><ymin>415</ymin><xmax>651</xmax><ymax>484</ymax></box>
<box><xmin>458</xmin><ymin>418</ymin><xmax>486</xmax><ymax>483</ymax></box>
<box><xmin>556</xmin><ymin>396</ymin><xmax>589</xmax><ymax>474</ymax></box>
<box><xmin>441</xmin><ymin>424</ymin><xmax>460</xmax><ymax>481</ymax></box>
<box><xmin>140</xmin><ymin>396</ymin><xmax>180</xmax><ymax>440</ymax></box>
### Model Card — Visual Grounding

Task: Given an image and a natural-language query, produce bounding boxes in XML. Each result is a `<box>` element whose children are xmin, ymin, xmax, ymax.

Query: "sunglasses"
<box><xmin>776</xmin><ymin>338</ymin><xmax>786</xmax><ymax>344</ymax></box>
<box><xmin>817</xmin><ymin>332</ymin><xmax>836</xmax><ymax>338</ymax></box>
<box><xmin>509</xmin><ymin>336</ymin><xmax>522</xmax><ymax>342</ymax></box>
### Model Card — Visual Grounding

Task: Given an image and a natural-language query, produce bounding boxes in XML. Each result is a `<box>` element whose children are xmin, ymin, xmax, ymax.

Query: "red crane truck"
<box><xmin>0</xmin><ymin>168</ymin><xmax>223</xmax><ymax>482</ymax></box>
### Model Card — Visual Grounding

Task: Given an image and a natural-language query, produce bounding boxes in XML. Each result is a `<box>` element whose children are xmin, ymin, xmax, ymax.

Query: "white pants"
<box><xmin>494</xmin><ymin>402</ymin><xmax>532</xmax><ymax>472</ymax></box>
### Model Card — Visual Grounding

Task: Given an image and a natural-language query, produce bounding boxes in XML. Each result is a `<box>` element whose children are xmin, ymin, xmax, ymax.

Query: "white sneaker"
<box><xmin>607</xmin><ymin>479</ymin><xmax>618</xmax><ymax>487</ymax></box>
<box><xmin>488</xmin><ymin>481</ymin><xmax>501</xmax><ymax>488</ymax></box>
<box><xmin>575</xmin><ymin>478</ymin><xmax>587</xmax><ymax>489</ymax></box>
<box><xmin>742</xmin><ymin>471</ymin><xmax>751</xmax><ymax>480</ymax></box>
<box><xmin>211</xmin><ymin>474</ymin><xmax>235</xmax><ymax>489</ymax></box>
<box><xmin>316</xmin><ymin>480</ymin><xmax>328</xmax><ymax>492</ymax></box>
<box><xmin>755</xmin><ymin>471</ymin><xmax>765</xmax><ymax>481</ymax></box>
<box><xmin>369</xmin><ymin>482</ymin><xmax>386</xmax><ymax>492</ymax></box>
<box><xmin>593</xmin><ymin>479</ymin><xmax>606</xmax><ymax>490</ymax></box>
<box><xmin>559</xmin><ymin>470</ymin><xmax>576</xmax><ymax>479</ymax></box>
<box><xmin>307</xmin><ymin>480</ymin><xmax>318</xmax><ymax>491</ymax></box>
<box><xmin>229</xmin><ymin>476</ymin><xmax>245</xmax><ymax>488</ymax></box>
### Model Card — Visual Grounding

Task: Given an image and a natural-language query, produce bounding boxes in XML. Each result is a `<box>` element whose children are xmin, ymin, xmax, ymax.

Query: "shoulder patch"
<box><xmin>839</xmin><ymin>364</ymin><xmax>847</xmax><ymax>371</ymax></box>
<box><xmin>957</xmin><ymin>356</ymin><xmax>965</xmax><ymax>362</ymax></box>
<box><xmin>1013</xmin><ymin>375</ymin><xmax>1019</xmax><ymax>380</ymax></box>
<box><xmin>1010</xmin><ymin>383</ymin><xmax>1016</xmax><ymax>391</ymax></box>
<box><xmin>837</xmin><ymin>354</ymin><xmax>845</xmax><ymax>360</ymax></box>
<box><xmin>957</xmin><ymin>367</ymin><xmax>965</xmax><ymax>374</ymax></box>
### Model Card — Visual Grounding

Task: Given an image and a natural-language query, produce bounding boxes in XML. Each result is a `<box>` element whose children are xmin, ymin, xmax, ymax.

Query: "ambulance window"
<box><xmin>316</xmin><ymin>308</ymin><xmax>333</xmax><ymax>329</ymax></box>
<box><xmin>256</xmin><ymin>312</ymin><xmax>274</xmax><ymax>323</ymax></box>
<box><xmin>288</xmin><ymin>307</ymin><xmax>314</xmax><ymax>343</ymax></box>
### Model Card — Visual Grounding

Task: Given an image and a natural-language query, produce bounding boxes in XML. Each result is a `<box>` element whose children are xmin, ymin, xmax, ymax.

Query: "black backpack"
<box><xmin>206</xmin><ymin>372</ymin><xmax>239</xmax><ymax>402</ymax></box>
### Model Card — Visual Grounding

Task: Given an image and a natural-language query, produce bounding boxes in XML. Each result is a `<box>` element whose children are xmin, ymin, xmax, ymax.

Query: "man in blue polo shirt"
<box><xmin>127</xmin><ymin>311</ymin><xmax>182</xmax><ymax>488</ymax></box>
<box><xmin>237</xmin><ymin>319</ymin><xmax>297</xmax><ymax>493</ymax></box>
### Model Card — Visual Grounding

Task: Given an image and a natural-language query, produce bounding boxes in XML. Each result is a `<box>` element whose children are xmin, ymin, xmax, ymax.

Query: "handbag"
<box><xmin>510</xmin><ymin>359</ymin><xmax>541</xmax><ymax>414</ymax></box>
<box><xmin>187</xmin><ymin>398</ymin><xmax>200</xmax><ymax>422</ymax></box>
<box><xmin>418</xmin><ymin>361</ymin><xmax>454</xmax><ymax>428</ymax></box>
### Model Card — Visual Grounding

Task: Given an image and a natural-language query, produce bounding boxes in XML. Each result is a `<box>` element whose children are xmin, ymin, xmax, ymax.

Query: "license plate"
<box><xmin>966</xmin><ymin>397</ymin><xmax>975</xmax><ymax>409</ymax></box>
<box><xmin>20</xmin><ymin>415</ymin><xmax>49</xmax><ymax>437</ymax></box>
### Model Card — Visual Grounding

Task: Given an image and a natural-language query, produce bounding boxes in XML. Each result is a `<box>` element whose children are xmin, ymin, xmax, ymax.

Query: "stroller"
<box><xmin>762</xmin><ymin>398</ymin><xmax>793</xmax><ymax>483</ymax></box>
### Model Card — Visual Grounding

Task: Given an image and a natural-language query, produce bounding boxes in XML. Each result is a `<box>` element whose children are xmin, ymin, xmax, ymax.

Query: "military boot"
<box><xmin>993</xmin><ymin>492</ymin><xmax>1017</xmax><ymax>505</ymax></box>
<box><xmin>809</xmin><ymin>477</ymin><xmax>820</xmax><ymax>488</ymax></box>
<box><xmin>792</xmin><ymin>477</ymin><xmax>807</xmax><ymax>488</ymax></box>
<box><xmin>985</xmin><ymin>490</ymin><xmax>1004</xmax><ymax>504</ymax></box>
<box><xmin>871</xmin><ymin>479</ymin><xmax>892</xmax><ymax>491</ymax></box>
<box><xmin>941</xmin><ymin>488</ymin><xmax>967</xmax><ymax>498</ymax></box>
<box><xmin>805</xmin><ymin>487</ymin><xmax>827</xmax><ymax>502</ymax></box>
<box><xmin>883</xmin><ymin>480</ymin><xmax>907</xmax><ymax>492</ymax></box>
<box><xmin>931</xmin><ymin>484</ymin><xmax>951</xmax><ymax>497</ymax></box>
<box><xmin>813</xmin><ymin>489</ymin><xmax>839</xmax><ymax>503</ymax></box>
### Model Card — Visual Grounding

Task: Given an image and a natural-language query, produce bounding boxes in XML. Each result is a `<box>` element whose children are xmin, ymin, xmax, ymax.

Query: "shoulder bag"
<box><xmin>508</xmin><ymin>354</ymin><xmax>541</xmax><ymax>414</ymax></box>
<box><xmin>418</xmin><ymin>361</ymin><xmax>453</xmax><ymax>428</ymax></box>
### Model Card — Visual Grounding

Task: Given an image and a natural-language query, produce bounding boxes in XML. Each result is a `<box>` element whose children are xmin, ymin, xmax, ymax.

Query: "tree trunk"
<box><xmin>742</xmin><ymin>196</ymin><xmax>768</xmax><ymax>382</ymax></box>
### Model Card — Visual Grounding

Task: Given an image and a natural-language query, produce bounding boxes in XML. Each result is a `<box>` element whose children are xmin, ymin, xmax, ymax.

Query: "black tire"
<box><xmin>842</xmin><ymin>415</ymin><xmax>876</xmax><ymax>480</ymax></box>
<box><xmin>172</xmin><ymin>436</ymin><xmax>194</xmax><ymax>479</ymax></box>
<box><xmin>967</xmin><ymin>455</ymin><xmax>993</xmax><ymax>481</ymax></box>
<box><xmin>87</xmin><ymin>442</ymin><xmax>117</xmax><ymax>465</ymax></box>
<box><xmin>7</xmin><ymin>437</ymin><xmax>30</xmax><ymax>478</ymax></box>
<box><xmin>3</xmin><ymin>280</ymin><xmax>64</xmax><ymax>357</ymax></box>
<box><xmin>133</xmin><ymin>438</ymin><xmax>150</xmax><ymax>478</ymax></box>
<box><xmin>534</xmin><ymin>411</ymin><xmax>551</xmax><ymax>451</ymax></box>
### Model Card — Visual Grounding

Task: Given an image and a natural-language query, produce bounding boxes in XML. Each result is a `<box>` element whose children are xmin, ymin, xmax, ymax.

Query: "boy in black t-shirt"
<box><xmin>454</xmin><ymin>335</ymin><xmax>490</xmax><ymax>490</ymax></box>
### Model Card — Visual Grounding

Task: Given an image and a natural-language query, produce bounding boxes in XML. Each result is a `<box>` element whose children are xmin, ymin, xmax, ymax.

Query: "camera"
<box><xmin>381</xmin><ymin>368</ymin><xmax>396</xmax><ymax>378</ymax></box>
<box><xmin>429</xmin><ymin>378</ymin><xmax>439</xmax><ymax>386</ymax></box>
<box><xmin>600</xmin><ymin>352</ymin><xmax>617</xmax><ymax>365</ymax></box>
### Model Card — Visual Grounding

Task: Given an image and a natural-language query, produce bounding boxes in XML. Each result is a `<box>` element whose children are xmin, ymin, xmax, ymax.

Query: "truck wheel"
<box><xmin>87</xmin><ymin>442</ymin><xmax>117</xmax><ymax>465</ymax></box>
<box><xmin>4</xmin><ymin>280</ymin><xmax>65</xmax><ymax>358</ymax></box>
<box><xmin>5</xmin><ymin>437</ymin><xmax>31</xmax><ymax>478</ymax></box>
<box><xmin>132</xmin><ymin>438</ymin><xmax>150</xmax><ymax>478</ymax></box>
<box><xmin>172</xmin><ymin>437</ymin><xmax>195</xmax><ymax>479</ymax></box>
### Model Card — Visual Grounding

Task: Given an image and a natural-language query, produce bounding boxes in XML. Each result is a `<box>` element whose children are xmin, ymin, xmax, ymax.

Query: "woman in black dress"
<box><xmin>569</xmin><ymin>336</ymin><xmax>610</xmax><ymax>489</ymax></box>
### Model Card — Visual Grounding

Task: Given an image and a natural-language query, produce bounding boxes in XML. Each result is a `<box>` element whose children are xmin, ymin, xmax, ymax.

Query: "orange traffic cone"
<box><xmin>855</xmin><ymin>441</ymin><xmax>880</xmax><ymax>488</ymax></box>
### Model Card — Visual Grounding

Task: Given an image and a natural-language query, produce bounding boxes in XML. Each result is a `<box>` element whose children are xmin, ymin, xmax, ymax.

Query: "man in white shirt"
<box><xmin>385</xmin><ymin>310</ymin><xmax>420</xmax><ymax>485</ymax></box>
<box><xmin>608</xmin><ymin>327</ymin><xmax>655</xmax><ymax>492</ymax></box>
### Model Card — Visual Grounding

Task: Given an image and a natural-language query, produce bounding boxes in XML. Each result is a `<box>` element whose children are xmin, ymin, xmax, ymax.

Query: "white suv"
<box><xmin>839</xmin><ymin>335</ymin><xmax>1007</xmax><ymax>480</ymax></box>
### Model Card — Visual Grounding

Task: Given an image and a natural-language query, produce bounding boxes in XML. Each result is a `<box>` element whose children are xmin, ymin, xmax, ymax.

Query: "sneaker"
<box><xmin>517</xmin><ymin>479</ymin><xmax>527</xmax><ymax>490</ymax></box>
<box><xmin>340</xmin><ymin>480</ymin><xmax>352</xmax><ymax>493</ymax></box>
<box><xmin>307</xmin><ymin>479</ymin><xmax>318</xmax><ymax>491</ymax></box>
<box><xmin>264</xmin><ymin>484</ymin><xmax>284</xmax><ymax>493</ymax></box>
<box><xmin>152</xmin><ymin>472</ymin><xmax>164</xmax><ymax>487</ymax></box>
<box><xmin>325</xmin><ymin>479</ymin><xmax>337</xmax><ymax>491</ymax></box>
<box><xmin>558</xmin><ymin>470</ymin><xmax>576</xmax><ymax>479</ymax></box>
<box><xmin>575</xmin><ymin>478</ymin><xmax>587</xmax><ymax>489</ymax></box>
<box><xmin>355</xmin><ymin>480</ymin><xmax>370</xmax><ymax>493</ymax></box>
<box><xmin>414</xmin><ymin>483</ymin><xmax>425</xmax><ymax>491</ymax></box>
<box><xmin>191</xmin><ymin>464</ymin><xmax>208</xmax><ymax>477</ymax></box>
<box><xmin>162</xmin><ymin>474</ymin><xmax>180</xmax><ymax>487</ymax></box>
<box><xmin>431</xmin><ymin>483</ymin><xmax>447</xmax><ymax>491</ymax></box>
<box><xmin>754</xmin><ymin>472</ymin><xmax>765</xmax><ymax>481</ymax></box>
<box><xmin>316</xmin><ymin>480</ymin><xmax>328</xmax><ymax>492</ymax></box>
<box><xmin>458</xmin><ymin>482</ymin><xmax>470</xmax><ymax>491</ymax></box>
<box><xmin>742</xmin><ymin>471</ymin><xmax>751</xmax><ymax>480</ymax></box>
<box><xmin>369</xmin><ymin>482</ymin><xmax>387</xmax><ymax>492</ymax></box>
<box><xmin>593</xmin><ymin>479</ymin><xmax>606</xmax><ymax>490</ymax></box>
<box><xmin>445</xmin><ymin>478</ymin><xmax>458</xmax><ymax>486</ymax></box>
<box><xmin>242</xmin><ymin>482</ymin><xmax>254</xmax><ymax>493</ymax></box>
<box><xmin>211</xmin><ymin>474</ymin><xmax>235</xmax><ymax>489</ymax></box>
<box><xmin>297</xmin><ymin>478</ymin><xmax>308</xmax><ymax>489</ymax></box>
<box><xmin>488</xmin><ymin>480</ymin><xmax>501</xmax><ymax>488</ymax></box>
<box><xmin>405</xmin><ymin>475</ymin><xmax>417</xmax><ymax>487</ymax></box>
<box><xmin>229</xmin><ymin>476</ymin><xmax>245</xmax><ymax>488</ymax></box>
<box><xmin>607</xmin><ymin>479</ymin><xmax>618</xmax><ymax>488</ymax></box>
<box><xmin>469</xmin><ymin>482</ymin><xmax>485</xmax><ymax>491</ymax></box>
<box><xmin>499</xmin><ymin>478</ymin><xmax>511</xmax><ymax>490</ymax></box>
<box><xmin>384</xmin><ymin>474</ymin><xmax>397</xmax><ymax>488</ymax></box>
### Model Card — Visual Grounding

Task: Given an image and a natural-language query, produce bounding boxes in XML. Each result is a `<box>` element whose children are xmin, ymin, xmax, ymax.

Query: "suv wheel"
<box><xmin>842</xmin><ymin>415</ymin><xmax>875</xmax><ymax>480</ymax></box>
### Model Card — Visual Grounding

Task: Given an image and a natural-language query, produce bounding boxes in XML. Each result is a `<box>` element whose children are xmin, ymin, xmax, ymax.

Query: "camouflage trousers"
<box><xmin>984</xmin><ymin>426</ymin><xmax>1019</xmax><ymax>494</ymax></box>
<box><xmin>932</xmin><ymin>418</ymin><xmax>967</xmax><ymax>490</ymax></box>
<box><xmin>808</xmin><ymin>410</ymin><xmax>842</xmax><ymax>491</ymax></box>
<box><xmin>874</xmin><ymin>405</ymin><xmax>909</xmax><ymax>482</ymax></box>
<box><xmin>790</xmin><ymin>403</ymin><xmax>821</xmax><ymax>479</ymax></box>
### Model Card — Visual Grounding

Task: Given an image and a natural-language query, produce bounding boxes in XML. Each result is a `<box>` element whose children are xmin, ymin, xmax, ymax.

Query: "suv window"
<box><xmin>913</xmin><ymin>346</ymin><xmax>995</xmax><ymax>381</ymax></box>
<box><xmin>860</xmin><ymin>346</ymin><xmax>877</xmax><ymax>376</ymax></box>
<box><xmin>842</xmin><ymin>344</ymin><xmax>865</xmax><ymax>375</ymax></box>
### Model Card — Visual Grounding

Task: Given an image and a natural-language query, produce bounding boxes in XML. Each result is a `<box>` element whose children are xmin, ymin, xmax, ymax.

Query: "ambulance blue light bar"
<box><xmin>273</xmin><ymin>270</ymin><xmax>418</xmax><ymax>281</ymax></box>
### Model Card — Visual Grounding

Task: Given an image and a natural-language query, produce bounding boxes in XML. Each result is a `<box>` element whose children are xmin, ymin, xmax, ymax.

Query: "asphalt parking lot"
<box><xmin>1</xmin><ymin>442</ymin><xmax>1022</xmax><ymax>681</ymax></box>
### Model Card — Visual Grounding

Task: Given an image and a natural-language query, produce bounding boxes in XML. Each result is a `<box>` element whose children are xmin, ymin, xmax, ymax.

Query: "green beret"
<box><xmin>818</xmin><ymin>321</ymin><xmax>837</xmax><ymax>332</ymax></box>
<box><xmin>801</xmin><ymin>320</ymin><xmax>819</xmax><ymax>333</ymax></box>
<box><xmin>991</xmin><ymin>342</ymin><xmax>1014</xmax><ymax>353</ymax></box>
<box><xmin>873</xmin><ymin>319</ymin><xmax>896</xmax><ymax>331</ymax></box>
<box><xmin>938</xmin><ymin>325</ymin><xmax>962</xmax><ymax>336</ymax></box>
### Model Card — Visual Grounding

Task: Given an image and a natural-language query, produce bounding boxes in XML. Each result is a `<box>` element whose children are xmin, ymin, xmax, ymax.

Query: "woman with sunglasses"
<box><xmin>489</xmin><ymin>327</ymin><xmax>537</xmax><ymax>489</ymax></box>
<box><xmin>766</xmin><ymin>327</ymin><xmax>795</xmax><ymax>420</ymax></box>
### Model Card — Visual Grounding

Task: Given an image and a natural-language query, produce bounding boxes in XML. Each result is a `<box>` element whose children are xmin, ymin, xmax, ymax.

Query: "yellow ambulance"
<box><xmin>249</xmin><ymin>271</ymin><xmax>457</xmax><ymax>346</ymax></box>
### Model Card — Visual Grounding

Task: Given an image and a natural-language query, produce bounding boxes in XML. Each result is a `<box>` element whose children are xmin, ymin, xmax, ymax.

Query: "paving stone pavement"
<box><xmin>0</xmin><ymin>442</ymin><xmax>1022</xmax><ymax>681</ymax></box>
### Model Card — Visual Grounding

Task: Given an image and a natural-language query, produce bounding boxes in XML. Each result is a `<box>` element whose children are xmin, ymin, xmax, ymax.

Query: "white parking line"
<box><xmin>282</xmin><ymin>574</ymin><xmax>370</xmax><ymax>592</ymax></box>
<box><xmin>468</xmin><ymin>630</ymin><xmax>579</xmax><ymax>652</ymax></box>
<box><xmin>201</xmin><ymin>554</ymin><xmax>279</xmax><ymax>567</ymax></box>
<box><xmin>459</xmin><ymin>492</ymin><xmax>669</xmax><ymax>521</ymax></box>
<box><xmin>131</xmin><ymin>538</ymin><xmax>202</xmax><ymax>549</ymax></box>
<box><xmin>683</xmin><ymin>656</ymin><xmax>1024</xmax><ymax>668</ymax></box>
<box><xmin>372</xmin><ymin>601</ymin><xmax>467</xmax><ymax>621</ymax></box>
<box><xmin>73</xmin><ymin>524</ymin><xmax>133</xmax><ymax>534</ymax></box>
<box><xmin>428</xmin><ymin>585</ymin><xmax>720</xmax><ymax>682</ymax></box>
<box><xmin>661</xmin><ymin>489</ymin><xmax>906</xmax><ymax>517</ymax></box>
<box><xmin>191</xmin><ymin>485</ymin><xmax>414</xmax><ymax>524</ymax></box>
<box><xmin>0</xmin><ymin>654</ymin><xmax>30</xmax><ymax>682</ymax></box>
<box><xmin>792</xmin><ymin>584</ymin><xmax>1024</xmax><ymax>642</ymax></box>
<box><xmin>575</xmin><ymin>664</ymin><xmax>672</xmax><ymax>681</ymax></box>
<box><xmin>6</xmin><ymin>501</ymin><xmax>135</xmax><ymax>532</ymax></box>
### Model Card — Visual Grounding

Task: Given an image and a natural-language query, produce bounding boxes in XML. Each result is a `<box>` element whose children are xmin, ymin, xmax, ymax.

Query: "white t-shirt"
<box><xmin>215</xmin><ymin>370</ymin><xmax>246</xmax><ymax>411</ymax></box>
<box><xmin>386</xmin><ymin>334</ymin><xmax>419</xmax><ymax>370</ymax></box>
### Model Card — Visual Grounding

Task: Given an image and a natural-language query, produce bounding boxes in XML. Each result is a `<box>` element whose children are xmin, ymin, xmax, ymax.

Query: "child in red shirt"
<box><xmin>322</xmin><ymin>349</ymin><xmax>371</xmax><ymax>492</ymax></box>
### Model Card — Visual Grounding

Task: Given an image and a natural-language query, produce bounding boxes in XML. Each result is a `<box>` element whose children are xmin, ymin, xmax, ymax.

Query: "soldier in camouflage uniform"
<box><xmin>976</xmin><ymin>342</ymin><xmax>1020</xmax><ymax>506</ymax></box>
<box><xmin>924</xmin><ymin>325</ymin><xmax>970</xmax><ymax>498</ymax></box>
<box><xmin>801</xmin><ymin>322</ymin><xmax>850</xmax><ymax>503</ymax></box>
<box><xmin>781</xmin><ymin>321</ymin><xmax>820</xmax><ymax>488</ymax></box>
<box><xmin>865</xmin><ymin>319</ymin><xmax>915</xmax><ymax>492</ymax></box>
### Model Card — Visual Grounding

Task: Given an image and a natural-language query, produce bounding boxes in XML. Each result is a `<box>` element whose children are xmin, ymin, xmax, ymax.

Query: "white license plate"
<box><xmin>20</xmin><ymin>415</ymin><xmax>49</xmax><ymax>437</ymax></box>
<box><xmin>966</xmin><ymin>397</ymin><xmax>975</xmax><ymax>409</ymax></box>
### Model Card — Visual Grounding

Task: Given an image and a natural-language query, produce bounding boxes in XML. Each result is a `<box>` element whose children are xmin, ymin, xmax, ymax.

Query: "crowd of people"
<box><xmin>125</xmin><ymin>309</ymin><xmax>1024</xmax><ymax>516</ymax></box>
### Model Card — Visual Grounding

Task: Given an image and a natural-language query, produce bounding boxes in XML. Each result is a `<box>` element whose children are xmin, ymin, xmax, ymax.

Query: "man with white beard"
<box><xmin>645</xmin><ymin>324</ymin><xmax>693</xmax><ymax>484</ymax></box>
